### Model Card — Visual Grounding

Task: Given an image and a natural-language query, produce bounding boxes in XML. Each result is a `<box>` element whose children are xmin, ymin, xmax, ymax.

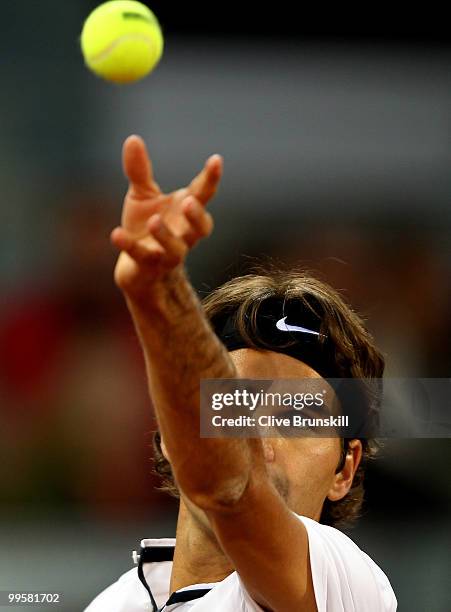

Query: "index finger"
<box><xmin>189</xmin><ymin>154</ymin><xmax>223</xmax><ymax>205</ymax></box>
<box><xmin>122</xmin><ymin>135</ymin><xmax>160</xmax><ymax>197</ymax></box>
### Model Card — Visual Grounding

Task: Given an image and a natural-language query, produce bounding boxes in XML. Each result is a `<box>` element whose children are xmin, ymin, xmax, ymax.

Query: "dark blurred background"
<box><xmin>0</xmin><ymin>2</ymin><xmax>450</xmax><ymax>610</ymax></box>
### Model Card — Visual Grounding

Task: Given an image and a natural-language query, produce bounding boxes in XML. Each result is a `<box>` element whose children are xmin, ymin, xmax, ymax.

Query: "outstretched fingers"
<box><xmin>111</xmin><ymin>216</ymin><xmax>187</xmax><ymax>269</ymax></box>
<box><xmin>111</xmin><ymin>195</ymin><xmax>214</xmax><ymax>273</ymax></box>
<box><xmin>189</xmin><ymin>154</ymin><xmax>223</xmax><ymax>205</ymax></box>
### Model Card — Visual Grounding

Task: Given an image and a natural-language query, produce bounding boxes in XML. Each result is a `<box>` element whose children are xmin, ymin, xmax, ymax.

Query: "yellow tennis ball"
<box><xmin>80</xmin><ymin>1</ymin><xmax>163</xmax><ymax>84</ymax></box>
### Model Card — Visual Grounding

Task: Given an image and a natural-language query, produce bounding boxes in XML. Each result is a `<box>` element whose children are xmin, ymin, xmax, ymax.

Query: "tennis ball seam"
<box><xmin>87</xmin><ymin>33</ymin><xmax>156</xmax><ymax>64</ymax></box>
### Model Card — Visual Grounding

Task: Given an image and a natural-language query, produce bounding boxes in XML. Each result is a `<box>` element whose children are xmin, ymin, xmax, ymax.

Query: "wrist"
<box><xmin>125</xmin><ymin>265</ymin><xmax>195</xmax><ymax>324</ymax></box>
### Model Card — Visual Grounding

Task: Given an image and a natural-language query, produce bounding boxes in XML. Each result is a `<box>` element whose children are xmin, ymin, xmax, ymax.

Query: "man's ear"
<box><xmin>327</xmin><ymin>439</ymin><xmax>362</xmax><ymax>502</ymax></box>
<box><xmin>161</xmin><ymin>437</ymin><xmax>170</xmax><ymax>461</ymax></box>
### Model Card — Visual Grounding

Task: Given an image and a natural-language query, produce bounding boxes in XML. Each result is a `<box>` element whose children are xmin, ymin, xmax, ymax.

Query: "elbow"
<box><xmin>178</xmin><ymin>472</ymin><xmax>251</xmax><ymax>514</ymax></box>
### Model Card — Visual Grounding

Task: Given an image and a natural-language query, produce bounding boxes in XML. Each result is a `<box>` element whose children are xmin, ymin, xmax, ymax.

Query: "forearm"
<box><xmin>126</xmin><ymin>267</ymin><xmax>258</xmax><ymax>509</ymax></box>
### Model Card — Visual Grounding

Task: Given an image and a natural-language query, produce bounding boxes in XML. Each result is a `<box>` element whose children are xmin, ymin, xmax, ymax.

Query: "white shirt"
<box><xmin>85</xmin><ymin>515</ymin><xmax>397</xmax><ymax>611</ymax></box>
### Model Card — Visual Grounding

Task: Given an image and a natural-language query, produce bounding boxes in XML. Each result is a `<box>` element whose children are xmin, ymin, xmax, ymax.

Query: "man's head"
<box><xmin>154</xmin><ymin>267</ymin><xmax>384</xmax><ymax>528</ymax></box>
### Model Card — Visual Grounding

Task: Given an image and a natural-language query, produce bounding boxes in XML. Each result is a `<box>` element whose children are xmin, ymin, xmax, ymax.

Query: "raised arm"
<box><xmin>112</xmin><ymin>136</ymin><xmax>317</xmax><ymax>611</ymax></box>
<box><xmin>112</xmin><ymin>135</ymin><xmax>251</xmax><ymax>504</ymax></box>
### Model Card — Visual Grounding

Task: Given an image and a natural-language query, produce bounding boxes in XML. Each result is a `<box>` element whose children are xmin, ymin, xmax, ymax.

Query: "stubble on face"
<box><xmin>268</xmin><ymin>467</ymin><xmax>290</xmax><ymax>503</ymax></box>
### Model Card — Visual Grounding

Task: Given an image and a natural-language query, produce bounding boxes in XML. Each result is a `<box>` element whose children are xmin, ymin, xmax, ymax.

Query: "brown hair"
<box><xmin>153</xmin><ymin>267</ymin><xmax>384</xmax><ymax>528</ymax></box>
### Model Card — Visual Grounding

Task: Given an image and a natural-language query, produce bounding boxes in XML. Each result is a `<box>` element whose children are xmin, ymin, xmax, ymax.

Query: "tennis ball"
<box><xmin>80</xmin><ymin>1</ymin><xmax>163</xmax><ymax>84</ymax></box>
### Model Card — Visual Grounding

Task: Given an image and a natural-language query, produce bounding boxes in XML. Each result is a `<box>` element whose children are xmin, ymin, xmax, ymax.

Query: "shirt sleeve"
<box><xmin>298</xmin><ymin>515</ymin><xmax>397</xmax><ymax>612</ymax></box>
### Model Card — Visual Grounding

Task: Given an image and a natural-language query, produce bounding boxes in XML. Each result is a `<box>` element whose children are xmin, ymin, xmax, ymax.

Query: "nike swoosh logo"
<box><xmin>276</xmin><ymin>316</ymin><xmax>320</xmax><ymax>336</ymax></box>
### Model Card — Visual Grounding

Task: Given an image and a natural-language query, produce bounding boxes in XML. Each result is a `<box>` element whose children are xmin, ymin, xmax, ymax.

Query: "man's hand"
<box><xmin>111</xmin><ymin>135</ymin><xmax>223</xmax><ymax>301</ymax></box>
